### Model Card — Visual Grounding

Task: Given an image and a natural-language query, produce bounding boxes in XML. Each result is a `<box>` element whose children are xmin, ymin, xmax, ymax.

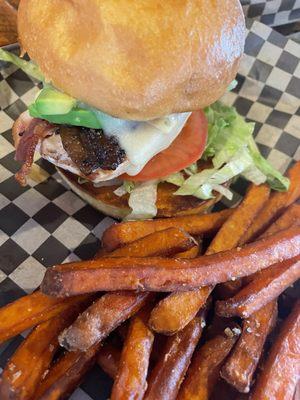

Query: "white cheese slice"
<box><xmin>92</xmin><ymin>109</ymin><xmax>192</xmax><ymax>176</ymax></box>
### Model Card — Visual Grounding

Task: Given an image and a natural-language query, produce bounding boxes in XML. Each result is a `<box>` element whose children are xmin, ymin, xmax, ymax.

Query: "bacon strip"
<box><xmin>14</xmin><ymin>117</ymin><xmax>55</xmax><ymax>186</ymax></box>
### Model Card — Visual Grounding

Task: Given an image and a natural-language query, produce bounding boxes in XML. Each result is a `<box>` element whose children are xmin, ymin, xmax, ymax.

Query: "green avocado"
<box><xmin>28</xmin><ymin>104</ymin><xmax>101</xmax><ymax>129</ymax></box>
<box><xmin>35</xmin><ymin>88</ymin><xmax>77</xmax><ymax>115</ymax></box>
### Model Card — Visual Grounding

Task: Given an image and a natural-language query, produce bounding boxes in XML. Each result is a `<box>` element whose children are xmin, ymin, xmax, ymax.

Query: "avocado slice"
<box><xmin>35</xmin><ymin>88</ymin><xmax>77</xmax><ymax>115</ymax></box>
<box><xmin>29</xmin><ymin>104</ymin><xmax>102</xmax><ymax>129</ymax></box>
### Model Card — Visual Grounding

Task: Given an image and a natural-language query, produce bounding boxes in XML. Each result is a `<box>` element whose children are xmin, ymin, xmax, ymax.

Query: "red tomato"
<box><xmin>123</xmin><ymin>110</ymin><xmax>208</xmax><ymax>182</ymax></box>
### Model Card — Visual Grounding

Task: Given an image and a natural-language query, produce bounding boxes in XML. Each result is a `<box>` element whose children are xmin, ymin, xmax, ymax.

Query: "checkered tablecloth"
<box><xmin>242</xmin><ymin>0</ymin><xmax>300</xmax><ymax>26</ymax></box>
<box><xmin>0</xmin><ymin>5</ymin><xmax>300</xmax><ymax>400</ymax></box>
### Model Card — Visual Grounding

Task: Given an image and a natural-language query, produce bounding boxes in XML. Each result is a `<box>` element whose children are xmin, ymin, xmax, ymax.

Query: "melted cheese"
<box><xmin>92</xmin><ymin>110</ymin><xmax>191</xmax><ymax>176</ymax></box>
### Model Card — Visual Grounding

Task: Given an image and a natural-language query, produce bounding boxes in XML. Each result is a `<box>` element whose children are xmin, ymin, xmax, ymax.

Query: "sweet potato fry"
<box><xmin>261</xmin><ymin>203</ymin><xmax>300</xmax><ymax>238</ymax></box>
<box><xmin>149</xmin><ymin>287</ymin><xmax>212</xmax><ymax>335</ymax></box>
<box><xmin>0</xmin><ymin>304</ymin><xmax>83</xmax><ymax>400</ymax></box>
<box><xmin>111</xmin><ymin>306</ymin><xmax>154</xmax><ymax>400</ymax></box>
<box><xmin>149</xmin><ymin>184</ymin><xmax>269</xmax><ymax>334</ymax></box>
<box><xmin>41</xmin><ymin>227</ymin><xmax>300</xmax><ymax>295</ymax></box>
<box><xmin>239</xmin><ymin>161</ymin><xmax>300</xmax><ymax>245</ymax></box>
<box><xmin>250</xmin><ymin>301</ymin><xmax>300</xmax><ymax>400</ymax></box>
<box><xmin>215</xmin><ymin>280</ymin><xmax>243</xmax><ymax>301</ymax></box>
<box><xmin>149</xmin><ymin>236</ymin><xmax>202</xmax><ymax>335</ymax></box>
<box><xmin>102</xmin><ymin>208</ymin><xmax>233</xmax><ymax>251</ymax></box>
<box><xmin>59</xmin><ymin>292</ymin><xmax>150</xmax><ymax>351</ymax></box>
<box><xmin>221</xmin><ymin>301</ymin><xmax>278</xmax><ymax>393</ymax></box>
<box><xmin>176</xmin><ymin>243</ymin><xmax>200</xmax><ymax>259</ymax></box>
<box><xmin>144</xmin><ymin>316</ymin><xmax>205</xmax><ymax>400</ymax></box>
<box><xmin>32</xmin><ymin>344</ymin><xmax>100</xmax><ymax>400</ymax></box>
<box><xmin>97</xmin><ymin>343</ymin><xmax>121</xmax><ymax>379</ymax></box>
<box><xmin>108</xmin><ymin>227</ymin><xmax>197</xmax><ymax>257</ymax></box>
<box><xmin>96</xmin><ymin>226</ymin><xmax>197</xmax><ymax>259</ymax></box>
<box><xmin>207</xmin><ymin>184</ymin><xmax>270</xmax><ymax>255</ymax></box>
<box><xmin>210</xmin><ymin>184</ymin><xmax>270</xmax><ymax>299</ymax></box>
<box><xmin>178</xmin><ymin>324</ymin><xmax>240</xmax><ymax>400</ymax></box>
<box><xmin>216</xmin><ymin>256</ymin><xmax>300</xmax><ymax>318</ymax></box>
<box><xmin>0</xmin><ymin>290</ymin><xmax>89</xmax><ymax>345</ymax></box>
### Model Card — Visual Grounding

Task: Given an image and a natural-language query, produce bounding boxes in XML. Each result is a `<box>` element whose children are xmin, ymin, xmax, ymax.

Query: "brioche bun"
<box><xmin>18</xmin><ymin>0</ymin><xmax>245</xmax><ymax>120</ymax></box>
<box><xmin>58</xmin><ymin>169</ymin><xmax>221</xmax><ymax>219</ymax></box>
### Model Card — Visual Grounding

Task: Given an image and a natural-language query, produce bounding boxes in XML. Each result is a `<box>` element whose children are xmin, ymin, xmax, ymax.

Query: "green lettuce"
<box><xmin>0</xmin><ymin>49</ymin><xmax>44</xmax><ymax>81</ymax></box>
<box><xmin>126</xmin><ymin>181</ymin><xmax>158</xmax><ymax>220</ymax></box>
<box><xmin>164</xmin><ymin>102</ymin><xmax>289</xmax><ymax>201</ymax></box>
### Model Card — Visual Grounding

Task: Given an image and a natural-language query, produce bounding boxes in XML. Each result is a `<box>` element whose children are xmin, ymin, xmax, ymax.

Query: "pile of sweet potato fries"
<box><xmin>0</xmin><ymin>161</ymin><xmax>299</xmax><ymax>400</ymax></box>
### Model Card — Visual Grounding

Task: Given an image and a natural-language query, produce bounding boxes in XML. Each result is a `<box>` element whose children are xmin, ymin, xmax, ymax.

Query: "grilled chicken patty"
<box><xmin>59</xmin><ymin>126</ymin><xmax>126</xmax><ymax>175</ymax></box>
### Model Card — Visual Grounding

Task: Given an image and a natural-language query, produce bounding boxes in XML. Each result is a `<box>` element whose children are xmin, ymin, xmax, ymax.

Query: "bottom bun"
<box><xmin>57</xmin><ymin>168</ymin><xmax>221</xmax><ymax>219</ymax></box>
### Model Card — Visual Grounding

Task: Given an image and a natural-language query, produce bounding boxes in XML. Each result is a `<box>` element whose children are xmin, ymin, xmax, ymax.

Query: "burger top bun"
<box><xmin>18</xmin><ymin>0</ymin><xmax>245</xmax><ymax>121</ymax></box>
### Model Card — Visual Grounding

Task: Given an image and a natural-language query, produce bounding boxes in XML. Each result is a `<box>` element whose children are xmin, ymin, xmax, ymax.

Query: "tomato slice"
<box><xmin>123</xmin><ymin>110</ymin><xmax>208</xmax><ymax>182</ymax></box>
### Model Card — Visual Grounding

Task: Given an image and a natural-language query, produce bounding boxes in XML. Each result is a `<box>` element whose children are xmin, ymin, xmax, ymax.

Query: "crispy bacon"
<box><xmin>14</xmin><ymin>117</ymin><xmax>55</xmax><ymax>186</ymax></box>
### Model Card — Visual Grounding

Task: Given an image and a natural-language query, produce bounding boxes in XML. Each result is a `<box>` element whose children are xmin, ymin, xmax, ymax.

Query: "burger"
<box><xmin>0</xmin><ymin>0</ymin><xmax>289</xmax><ymax>219</ymax></box>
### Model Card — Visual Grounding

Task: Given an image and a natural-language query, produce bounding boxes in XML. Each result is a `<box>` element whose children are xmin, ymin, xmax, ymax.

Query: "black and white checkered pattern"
<box><xmin>0</xmin><ymin>15</ymin><xmax>300</xmax><ymax>400</ymax></box>
<box><xmin>242</xmin><ymin>0</ymin><xmax>300</xmax><ymax>27</ymax></box>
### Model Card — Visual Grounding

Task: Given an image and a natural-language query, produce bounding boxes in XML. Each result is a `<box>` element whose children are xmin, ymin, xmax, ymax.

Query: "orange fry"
<box><xmin>42</xmin><ymin>227</ymin><xmax>300</xmax><ymax>295</ymax></box>
<box><xmin>149</xmin><ymin>237</ymin><xmax>202</xmax><ymax>335</ymax></box>
<box><xmin>216</xmin><ymin>256</ymin><xmax>300</xmax><ymax>318</ymax></box>
<box><xmin>221</xmin><ymin>301</ymin><xmax>277</xmax><ymax>393</ymax></box>
<box><xmin>0</xmin><ymin>304</ymin><xmax>83</xmax><ymax>400</ymax></box>
<box><xmin>178</xmin><ymin>323</ymin><xmax>240</xmax><ymax>400</ymax></box>
<box><xmin>207</xmin><ymin>184</ymin><xmax>270</xmax><ymax>255</ymax></box>
<box><xmin>111</xmin><ymin>307</ymin><xmax>154</xmax><ymax>400</ymax></box>
<box><xmin>149</xmin><ymin>287</ymin><xmax>211</xmax><ymax>335</ymax></box>
<box><xmin>0</xmin><ymin>291</ymin><xmax>89</xmax><ymax>345</ymax></box>
<box><xmin>261</xmin><ymin>203</ymin><xmax>300</xmax><ymax>238</ymax></box>
<box><xmin>240</xmin><ymin>161</ymin><xmax>300</xmax><ymax>245</ymax></box>
<box><xmin>108</xmin><ymin>227</ymin><xmax>197</xmax><ymax>258</ymax></box>
<box><xmin>97</xmin><ymin>343</ymin><xmax>121</xmax><ymax>379</ymax></box>
<box><xmin>59</xmin><ymin>292</ymin><xmax>150</xmax><ymax>351</ymax></box>
<box><xmin>176</xmin><ymin>242</ymin><xmax>200</xmax><ymax>258</ymax></box>
<box><xmin>102</xmin><ymin>208</ymin><xmax>233</xmax><ymax>251</ymax></box>
<box><xmin>32</xmin><ymin>344</ymin><xmax>100</xmax><ymax>400</ymax></box>
<box><xmin>250</xmin><ymin>301</ymin><xmax>300</xmax><ymax>400</ymax></box>
<box><xmin>144</xmin><ymin>315</ymin><xmax>205</xmax><ymax>400</ymax></box>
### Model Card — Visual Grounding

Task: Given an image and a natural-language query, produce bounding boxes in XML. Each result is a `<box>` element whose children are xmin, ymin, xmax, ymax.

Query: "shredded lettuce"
<box><xmin>247</xmin><ymin>137</ymin><xmax>290</xmax><ymax>191</ymax></box>
<box><xmin>114</xmin><ymin>181</ymin><xmax>135</xmax><ymax>197</ymax></box>
<box><xmin>125</xmin><ymin>181</ymin><xmax>158</xmax><ymax>220</ymax></box>
<box><xmin>0</xmin><ymin>49</ymin><xmax>44</xmax><ymax>81</ymax></box>
<box><xmin>163</xmin><ymin>102</ymin><xmax>289</xmax><ymax>201</ymax></box>
<box><xmin>165</xmin><ymin>172</ymin><xmax>185</xmax><ymax>186</ymax></box>
<box><xmin>203</xmin><ymin>103</ymin><xmax>289</xmax><ymax>191</ymax></box>
<box><xmin>184</xmin><ymin>163</ymin><xmax>198</xmax><ymax>176</ymax></box>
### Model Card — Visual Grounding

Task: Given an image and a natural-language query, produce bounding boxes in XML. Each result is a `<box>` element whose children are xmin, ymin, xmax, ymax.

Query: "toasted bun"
<box><xmin>58</xmin><ymin>169</ymin><xmax>220</xmax><ymax>219</ymax></box>
<box><xmin>18</xmin><ymin>0</ymin><xmax>245</xmax><ymax>120</ymax></box>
